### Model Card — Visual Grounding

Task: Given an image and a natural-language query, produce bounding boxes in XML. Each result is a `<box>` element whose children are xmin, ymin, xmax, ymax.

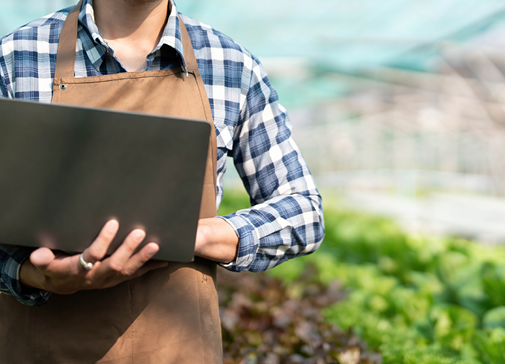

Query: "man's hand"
<box><xmin>194</xmin><ymin>218</ymin><xmax>239</xmax><ymax>264</ymax></box>
<box><xmin>19</xmin><ymin>220</ymin><xmax>168</xmax><ymax>294</ymax></box>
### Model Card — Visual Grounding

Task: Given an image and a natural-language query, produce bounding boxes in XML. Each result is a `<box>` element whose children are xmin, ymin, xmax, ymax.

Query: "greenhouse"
<box><xmin>2</xmin><ymin>1</ymin><xmax>505</xmax><ymax>362</ymax></box>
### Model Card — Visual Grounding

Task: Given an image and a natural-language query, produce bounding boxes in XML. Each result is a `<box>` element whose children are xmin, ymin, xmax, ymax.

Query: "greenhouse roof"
<box><xmin>178</xmin><ymin>0</ymin><xmax>505</xmax><ymax>72</ymax></box>
<box><xmin>2</xmin><ymin>0</ymin><xmax>505</xmax><ymax>72</ymax></box>
<box><xmin>3</xmin><ymin>0</ymin><xmax>505</xmax><ymax>107</ymax></box>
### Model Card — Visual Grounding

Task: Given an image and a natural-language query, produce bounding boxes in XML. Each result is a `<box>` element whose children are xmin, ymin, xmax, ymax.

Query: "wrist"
<box><xmin>19</xmin><ymin>259</ymin><xmax>44</xmax><ymax>291</ymax></box>
<box><xmin>194</xmin><ymin>218</ymin><xmax>239</xmax><ymax>263</ymax></box>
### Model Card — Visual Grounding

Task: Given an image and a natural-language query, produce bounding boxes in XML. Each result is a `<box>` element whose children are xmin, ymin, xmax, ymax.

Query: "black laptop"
<box><xmin>0</xmin><ymin>98</ymin><xmax>211</xmax><ymax>262</ymax></box>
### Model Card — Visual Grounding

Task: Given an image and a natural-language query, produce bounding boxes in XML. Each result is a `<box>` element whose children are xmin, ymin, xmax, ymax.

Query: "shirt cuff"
<box><xmin>217</xmin><ymin>214</ymin><xmax>259</xmax><ymax>272</ymax></box>
<box><xmin>0</xmin><ymin>245</ymin><xmax>51</xmax><ymax>306</ymax></box>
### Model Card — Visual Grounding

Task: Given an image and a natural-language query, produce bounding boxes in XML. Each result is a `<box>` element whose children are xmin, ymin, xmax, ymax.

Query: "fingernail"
<box><xmin>146</xmin><ymin>245</ymin><xmax>158</xmax><ymax>257</ymax></box>
<box><xmin>133</xmin><ymin>230</ymin><xmax>145</xmax><ymax>243</ymax></box>
<box><xmin>107</xmin><ymin>220</ymin><xmax>118</xmax><ymax>232</ymax></box>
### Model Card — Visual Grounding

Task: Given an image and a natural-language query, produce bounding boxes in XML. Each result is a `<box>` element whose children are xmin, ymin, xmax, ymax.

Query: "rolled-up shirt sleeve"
<box><xmin>0</xmin><ymin>71</ymin><xmax>52</xmax><ymax>306</ymax></box>
<box><xmin>0</xmin><ymin>245</ymin><xmax>52</xmax><ymax>306</ymax></box>
<box><xmin>219</xmin><ymin>58</ymin><xmax>325</xmax><ymax>273</ymax></box>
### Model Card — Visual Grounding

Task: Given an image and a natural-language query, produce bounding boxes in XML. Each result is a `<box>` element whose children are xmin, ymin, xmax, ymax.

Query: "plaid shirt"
<box><xmin>0</xmin><ymin>0</ymin><xmax>324</xmax><ymax>306</ymax></box>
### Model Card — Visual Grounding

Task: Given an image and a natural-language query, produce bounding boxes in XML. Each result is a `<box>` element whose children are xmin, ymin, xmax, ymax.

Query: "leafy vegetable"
<box><xmin>219</xmin><ymin>190</ymin><xmax>505</xmax><ymax>363</ymax></box>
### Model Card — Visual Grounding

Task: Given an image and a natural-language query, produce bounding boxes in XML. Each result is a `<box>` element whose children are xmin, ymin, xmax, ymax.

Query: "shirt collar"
<box><xmin>77</xmin><ymin>0</ymin><xmax>187</xmax><ymax>73</ymax></box>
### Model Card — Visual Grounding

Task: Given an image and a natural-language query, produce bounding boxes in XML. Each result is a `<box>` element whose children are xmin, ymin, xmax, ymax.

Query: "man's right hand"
<box><xmin>19</xmin><ymin>220</ymin><xmax>168</xmax><ymax>294</ymax></box>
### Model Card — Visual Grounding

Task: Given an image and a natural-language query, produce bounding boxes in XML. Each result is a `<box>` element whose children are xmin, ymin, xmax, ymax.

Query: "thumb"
<box><xmin>30</xmin><ymin>247</ymin><xmax>56</xmax><ymax>271</ymax></box>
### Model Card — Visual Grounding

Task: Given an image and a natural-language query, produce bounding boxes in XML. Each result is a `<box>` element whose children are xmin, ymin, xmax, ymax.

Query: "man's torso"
<box><xmin>0</xmin><ymin>1</ymin><xmax>255</xmax><ymax>211</ymax></box>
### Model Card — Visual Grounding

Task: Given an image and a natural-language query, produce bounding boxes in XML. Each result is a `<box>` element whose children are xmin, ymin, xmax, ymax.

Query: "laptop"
<box><xmin>0</xmin><ymin>98</ymin><xmax>211</xmax><ymax>262</ymax></box>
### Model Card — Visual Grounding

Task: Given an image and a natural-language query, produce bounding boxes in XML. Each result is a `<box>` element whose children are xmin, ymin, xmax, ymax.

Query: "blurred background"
<box><xmin>3</xmin><ymin>2</ymin><xmax>505</xmax><ymax>362</ymax></box>
<box><xmin>5</xmin><ymin>0</ymin><xmax>504</xmax><ymax>244</ymax></box>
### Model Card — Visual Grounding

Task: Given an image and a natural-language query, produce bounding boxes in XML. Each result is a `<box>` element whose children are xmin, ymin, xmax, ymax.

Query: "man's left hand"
<box><xmin>194</xmin><ymin>218</ymin><xmax>239</xmax><ymax>264</ymax></box>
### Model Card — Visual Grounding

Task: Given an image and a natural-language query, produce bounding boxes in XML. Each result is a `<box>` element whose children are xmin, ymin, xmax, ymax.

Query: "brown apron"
<box><xmin>0</xmin><ymin>2</ymin><xmax>223</xmax><ymax>363</ymax></box>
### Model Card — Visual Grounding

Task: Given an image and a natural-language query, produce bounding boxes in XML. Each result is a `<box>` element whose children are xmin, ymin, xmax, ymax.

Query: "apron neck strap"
<box><xmin>54</xmin><ymin>0</ymin><xmax>82</xmax><ymax>80</ymax></box>
<box><xmin>178</xmin><ymin>19</ymin><xmax>199</xmax><ymax>75</ymax></box>
<box><xmin>54</xmin><ymin>0</ymin><xmax>199</xmax><ymax>79</ymax></box>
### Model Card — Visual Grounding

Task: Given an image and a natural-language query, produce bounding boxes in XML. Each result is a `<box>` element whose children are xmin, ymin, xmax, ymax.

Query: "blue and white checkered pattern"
<box><xmin>0</xmin><ymin>0</ymin><xmax>324</xmax><ymax>306</ymax></box>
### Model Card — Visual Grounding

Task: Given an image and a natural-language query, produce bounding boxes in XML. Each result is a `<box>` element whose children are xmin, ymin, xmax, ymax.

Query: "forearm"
<box><xmin>218</xmin><ymin>192</ymin><xmax>324</xmax><ymax>273</ymax></box>
<box><xmin>0</xmin><ymin>244</ymin><xmax>51</xmax><ymax>306</ymax></box>
<box><xmin>19</xmin><ymin>257</ymin><xmax>44</xmax><ymax>290</ymax></box>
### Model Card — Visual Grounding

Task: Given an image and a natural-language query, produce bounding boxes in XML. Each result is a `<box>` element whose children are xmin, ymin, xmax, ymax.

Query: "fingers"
<box><xmin>107</xmin><ymin>229</ymin><xmax>146</xmax><ymax>272</ymax></box>
<box><xmin>24</xmin><ymin>223</ymin><xmax>166</xmax><ymax>294</ymax></box>
<box><xmin>76</xmin><ymin>222</ymin><xmax>166</xmax><ymax>290</ymax></box>
<box><xmin>99</xmin><ymin>236</ymin><xmax>157</xmax><ymax>277</ymax></box>
<box><xmin>86</xmin><ymin>241</ymin><xmax>164</xmax><ymax>290</ymax></box>
<box><xmin>118</xmin><ymin>242</ymin><xmax>161</xmax><ymax>277</ymax></box>
<box><xmin>82</xmin><ymin>220</ymin><xmax>119</xmax><ymax>264</ymax></box>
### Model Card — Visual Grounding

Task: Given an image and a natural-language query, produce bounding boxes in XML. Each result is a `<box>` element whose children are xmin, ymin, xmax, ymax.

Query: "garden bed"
<box><xmin>219</xmin><ymin>191</ymin><xmax>505</xmax><ymax>363</ymax></box>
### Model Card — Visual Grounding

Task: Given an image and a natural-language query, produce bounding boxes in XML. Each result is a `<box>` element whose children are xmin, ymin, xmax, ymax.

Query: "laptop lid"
<box><xmin>0</xmin><ymin>98</ymin><xmax>211</xmax><ymax>262</ymax></box>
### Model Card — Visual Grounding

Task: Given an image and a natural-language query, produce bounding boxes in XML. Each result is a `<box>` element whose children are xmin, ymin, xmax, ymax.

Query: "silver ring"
<box><xmin>79</xmin><ymin>254</ymin><xmax>94</xmax><ymax>271</ymax></box>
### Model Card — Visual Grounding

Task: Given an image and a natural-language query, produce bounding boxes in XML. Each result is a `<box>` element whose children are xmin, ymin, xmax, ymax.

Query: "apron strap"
<box><xmin>54</xmin><ymin>0</ymin><xmax>82</xmax><ymax>79</ymax></box>
<box><xmin>178</xmin><ymin>19</ymin><xmax>218</xmax><ymax>193</ymax></box>
<box><xmin>178</xmin><ymin>18</ymin><xmax>199</xmax><ymax>76</ymax></box>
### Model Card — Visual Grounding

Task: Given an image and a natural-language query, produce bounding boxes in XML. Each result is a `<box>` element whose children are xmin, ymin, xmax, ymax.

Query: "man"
<box><xmin>0</xmin><ymin>0</ymin><xmax>324</xmax><ymax>362</ymax></box>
